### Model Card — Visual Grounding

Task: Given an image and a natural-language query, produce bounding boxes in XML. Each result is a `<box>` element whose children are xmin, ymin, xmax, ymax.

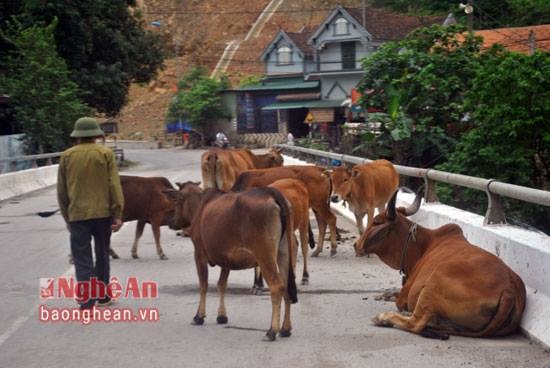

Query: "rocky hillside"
<box><xmin>118</xmin><ymin>0</ymin><xmax>387</xmax><ymax>139</ymax></box>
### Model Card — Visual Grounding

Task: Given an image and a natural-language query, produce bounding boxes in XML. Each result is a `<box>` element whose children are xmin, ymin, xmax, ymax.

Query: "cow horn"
<box><xmin>387</xmin><ymin>190</ymin><xmax>397</xmax><ymax>221</ymax></box>
<box><xmin>404</xmin><ymin>185</ymin><xmax>424</xmax><ymax>216</ymax></box>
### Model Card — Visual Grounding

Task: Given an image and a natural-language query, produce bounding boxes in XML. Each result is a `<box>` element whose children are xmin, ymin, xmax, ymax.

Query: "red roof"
<box><xmin>474</xmin><ymin>24</ymin><xmax>550</xmax><ymax>53</ymax></box>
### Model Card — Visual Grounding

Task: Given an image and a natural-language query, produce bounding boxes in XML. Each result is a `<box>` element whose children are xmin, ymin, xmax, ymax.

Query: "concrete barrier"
<box><xmin>0</xmin><ymin>164</ymin><xmax>58</xmax><ymax>202</ymax></box>
<box><xmin>283</xmin><ymin>154</ymin><xmax>550</xmax><ymax>347</ymax></box>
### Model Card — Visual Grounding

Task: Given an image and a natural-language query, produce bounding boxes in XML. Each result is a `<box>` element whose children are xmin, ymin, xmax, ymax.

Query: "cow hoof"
<box><xmin>159</xmin><ymin>254</ymin><xmax>168</xmax><ymax>260</ymax></box>
<box><xmin>176</xmin><ymin>231</ymin><xmax>182</xmax><ymax>237</ymax></box>
<box><xmin>372</xmin><ymin>314</ymin><xmax>393</xmax><ymax>327</ymax></box>
<box><xmin>330</xmin><ymin>249</ymin><xmax>337</xmax><ymax>257</ymax></box>
<box><xmin>279</xmin><ymin>329</ymin><xmax>291</xmax><ymax>338</ymax></box>
<box><xmin>263</xmin><ymin>329</ymin><xmax>276</xmax><ymax>342</ymax></box>
<box><xmin>301</xmin><ymin>278</ymin><xmax>309</xmax><ymax>285</ymax></box>
<box><xmin>110</xmin><ymin>252</ymin><xmax>120</xmax><ymax>260</ymax></box>
<box><xmin>132</xmin><ymin>254</ymin><xmax>139</xmax><ymax>259</ymax></box>
<box><xmin>217</xmin><ymin>315</ymin><xmax>228</xmax><ymax>324</ymax></box>
<box><xmin>311</xmin><ymin>250</ymin><xmax>321</xmax><ymax>258</ymax></box>
<box><xmin>192</xmin><ymin>315</ymin><xmax>205</xmax><ymax>325</ymax></box>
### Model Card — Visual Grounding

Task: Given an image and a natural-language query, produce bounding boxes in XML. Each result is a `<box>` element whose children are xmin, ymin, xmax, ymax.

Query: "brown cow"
<box><xmin>164</xmin><ymin>183</ymin><xmax>298</xmax><ymax>341</ymax></box>
<box><xmin>355</xmin><ymin>189</ymin><xmax>526</xmax><ymax>339</ymax></box>
<box><xmin>268</xmin><ymin>178</ymin><xmax>314</xmax><ymax>285</ymax></box>
<box><xmin>330</xmin><ymin>160</ymin><xmax>398</xmax><ymax>239</ymax></box>
<box><xmin>120</xmin><ymin>175</ymin><xmax>177</xmax><ymax>260</ymax></box>
<box><xmin>232</xmin><ymin>165</ymin><xmax>338</xmax><ymax>257</ymax></box>
<box><xmin>201</xmin><ymin>148</ymin><xmax>283</xmax><ymax>191</ymax></box>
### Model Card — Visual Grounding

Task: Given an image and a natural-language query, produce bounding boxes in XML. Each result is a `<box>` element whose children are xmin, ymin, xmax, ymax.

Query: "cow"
<box><xmin>330</xmin><ymin>160</ymin><xmax>398</xmax><ymax>240</ymax></box>
<box><xmin>232</xmin><ymin>165</ymin><xmax>338</xmax><ymax>257</ymax></box>
<box><xmin>163</xmin><ymin>182</ymin><xmax>298</xmax><ymax>341</ymax></box>
<box><xmin>119</xmin><ymin>175</ymin><xmax>177</xmax><ymax>260</ymax></box>
<box><xmin>355</xmin><ymin>188</ymin><xmax>526</xmax><ymax>339</ymax></box>
<box><xmin>260</xmin><ymin>178</ymin><xmax>314</xmax><ymax>286</ymax></box>
<box><xmin>201</xmin><ymin>148</ymin><xmax>283</xmax><ymax>191</ymax></box>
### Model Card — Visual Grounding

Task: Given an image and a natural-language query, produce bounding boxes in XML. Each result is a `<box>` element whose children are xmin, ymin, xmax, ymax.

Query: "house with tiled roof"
<box><xmin>474</xmin><ymin>24</ymin><xmax>550</xmax><ymax>54</ymax></box>
<box><xmin>235</xmin><ymin>5</ymin><xmax>446</xmax><ymax>144</ymax></box>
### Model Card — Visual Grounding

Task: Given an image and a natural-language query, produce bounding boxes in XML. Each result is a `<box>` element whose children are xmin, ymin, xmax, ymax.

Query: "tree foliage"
<box><xmin>438</xmin><ymin>49</ymin><xmax>550</xmax><ymax>231</ymax></box>
<box><xmin>167</xmin><ymin>67</ymin><xmax>230</xmax><ymax>144</ymax></box>
<box><xmin>357</xmin><ymin>25</ymin><xmax>481</xmax><ymax>167</ymax></box>
<box><xmin>0</xmin><ymin>18</ymin><xmax>89</xmax><ymax>153</ymax></box>
<box><xmin>7</xmin><ymin>0</ymin><xmax>165</xmax><ymax>115</ymax></box>
<box><xmin>373</xmin><ymin>0</ymin><xmax>550</xmax><ymax>27</ymax></box>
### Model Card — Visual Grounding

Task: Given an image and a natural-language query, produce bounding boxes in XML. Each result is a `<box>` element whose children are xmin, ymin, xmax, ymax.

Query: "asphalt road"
<box><xmin>0</xmin><ymin>148</ymin><xmax>548</xmax><ymax>368</ymax></box>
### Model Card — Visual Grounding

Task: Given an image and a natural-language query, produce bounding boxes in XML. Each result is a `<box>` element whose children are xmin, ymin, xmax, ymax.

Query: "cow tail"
<box><xmin>266</xmin><ymin>187</ymin><xmax>298</xmax><ymax>304</ymax></box>
<box><xmin>308</xmin><ymin>221</ymin><xmax>315</xmax><ymax>249</ymax></box>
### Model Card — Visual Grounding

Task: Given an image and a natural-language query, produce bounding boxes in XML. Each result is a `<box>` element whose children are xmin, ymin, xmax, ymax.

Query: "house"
<box><xmin>234</xmin><ymin>5</ymin><xmax>446</xmax><ymax>147</ymax></box>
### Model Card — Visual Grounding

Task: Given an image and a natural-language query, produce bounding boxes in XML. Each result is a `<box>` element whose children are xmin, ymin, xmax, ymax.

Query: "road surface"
<box><xmin>0</xmin><ymin>148</ymin><xmax>548</xmax><ymax>367</ymax></box>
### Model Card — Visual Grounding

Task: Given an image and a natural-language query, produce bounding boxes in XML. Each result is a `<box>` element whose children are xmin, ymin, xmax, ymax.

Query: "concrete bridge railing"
<box><xmin>279</xmin><ymin>144</ymin><xmax>550</xmax><ymax>347</ymax></box>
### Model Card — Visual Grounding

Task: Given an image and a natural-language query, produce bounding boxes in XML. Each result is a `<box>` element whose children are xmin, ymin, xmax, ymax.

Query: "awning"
<box><xmin>262</xmin><ymin>99</ymin><xmax>344</xmax><ymax>111</ymax></box>
<box><xmin>239</xmin><ymin>80</ymin><xmax>319</xmax><ymax>92</ymax></box>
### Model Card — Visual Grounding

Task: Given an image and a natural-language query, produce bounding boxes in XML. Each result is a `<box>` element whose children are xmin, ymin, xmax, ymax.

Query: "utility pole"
<box><xmin>362</xmin><ymin>0</ymin><xmax>366</xmax><ymax>29</ymax></box>
<box><xmin>528</xmin><ymin>30</ymin><xmax>536</xmax><ymax>55</ymax></box>
<box><xmin>467</xmin><ymin>0</ymin><xmax>473</xmax><ymax>34</ymax></box>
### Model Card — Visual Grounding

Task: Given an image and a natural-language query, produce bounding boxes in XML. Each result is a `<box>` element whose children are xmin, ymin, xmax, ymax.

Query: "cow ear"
<box><xmin>273</xmin><ymin>148</ymin><xmax>282</xmax><ymax>154</ymax></box>
<box><xmin>351</xmin><ymin>168</ymin><xmax>360</xmax><ymax>177</ymax></box>
<box><xmin>193</xmin><ymin>181</ymin><xmax>201</xmax><ymax>187</ymax></box>
<box><xmin>163</xmin><ymin>189</ymin><xmax>184</xmax><ymax>202</ymax></box>
<box><xmin>323</xmin><ymin>169</ymin><xmax>332</xmax><ymax>177</ymax></box>
<box><xmin>176</xmin><ymin>182</ymin><xmax>183</xmax><ymax>190</ymax></box>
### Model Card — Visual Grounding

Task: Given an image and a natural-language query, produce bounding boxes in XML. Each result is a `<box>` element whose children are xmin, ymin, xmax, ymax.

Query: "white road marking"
<box><xmin>0</xmin><ymin>266</ymin><xmax>74</xmax><ymax>349</ymax></box>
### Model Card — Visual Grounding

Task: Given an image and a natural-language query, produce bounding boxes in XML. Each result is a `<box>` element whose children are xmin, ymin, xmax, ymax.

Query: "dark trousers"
<box><xmin>69</xmin><ymin>217</ymin><xmax>112</xmax><ymax>307</ymax></box>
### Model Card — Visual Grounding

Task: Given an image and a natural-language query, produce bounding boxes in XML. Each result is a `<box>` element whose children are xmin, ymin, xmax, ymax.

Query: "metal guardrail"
<box><xmin>0</xmin><ymin>146</ymin><xmax>125</xmax><ymax>173</ymax></box>
<box><xmin>0</xmin><ymin>152</ymin><xmax>62</xmax><ymax>172</ymax></box>
<box><xmin>275</xmin><ymin>144</ymin><xmax>550</xmax><ymax>225</ymax></box>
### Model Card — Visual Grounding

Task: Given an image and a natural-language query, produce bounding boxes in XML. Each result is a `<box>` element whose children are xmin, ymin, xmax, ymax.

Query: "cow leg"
<box><xmin>151</xmin><ymin>215</ymin><xmax>168</xmax><ymax>260</ymax></box>
<box><xmin>217</xmin><ymin>267</ymin><xmax>230</xmax><ymax>324</ymax></box>
<box><xmin>131</xmin><ymin>220</ymin><xmax>146</xmax><ymax>259</ymax></box>
<box><xmin>310</xmin><ymin>210</ymin><xmax>324</xmax><ymax>257</ymax></box>
<box><xmin>373</xmin><ymin>290</ymin><xmax>443</xmax><ymax>338</ymax></box>
<box><xmin>257</xmin><ymin>260</ymin><xmax>284</xmax><ymax>341</ymax></box>
<box><xmin>298</xmin><ymin>225</ymin><xmax>309</xmax><ymax>284</ymax></box>
<box><xmin>354</xmin><ymin>211</ymin><xmax>365</xmax><ymax>236</ymax></box>
<box><xmin>192</xmin><ymin>251</ymin><xmax>208</xmax><ymax>325</ymax></box>
<box><xmin>252</xmin><ymin>267</ymin><xmax>265</xmax><ymax>295</ymax></box>
<box><xmin>314</xmin><ymin>206</ymin><xmax>338</xmax><ymax>257</ymax></box>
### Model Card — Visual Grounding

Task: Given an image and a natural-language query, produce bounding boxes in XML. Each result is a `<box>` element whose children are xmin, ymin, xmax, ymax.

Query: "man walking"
<box><xmin>57</xmin><ymin>117</ymin><xmax>124</xmax><ymax>309</ymax></box>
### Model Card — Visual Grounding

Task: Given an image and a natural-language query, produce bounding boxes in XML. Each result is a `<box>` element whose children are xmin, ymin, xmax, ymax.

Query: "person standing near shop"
<box><xmin>57</xmin><ymin>117</ymin><xmax>124</xmax><ymax>309</ymax></box>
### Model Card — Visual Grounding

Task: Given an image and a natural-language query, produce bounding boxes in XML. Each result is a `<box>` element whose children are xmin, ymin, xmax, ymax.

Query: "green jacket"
<box><xmin>57</xmin><ymin>143</ymin><xmax>124</xmax><ymax>222</ymax></box>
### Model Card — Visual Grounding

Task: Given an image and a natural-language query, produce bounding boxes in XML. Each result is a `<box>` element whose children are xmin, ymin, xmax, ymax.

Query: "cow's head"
<box><xmin>353</xmin><ymin>187</ymin><xmax>423</xmax><ymax>263</ymax></box>
<box><xmin>267</xmin><ymin>148</ymin><xmax>284</xmax><ymax>167</ymax></box>
<box><xmin>330</xmin><ymin>166</ymin><xmax>354</xmax><ymax>203</ymax></box>
<box><xmin>163</xmin><ymin>182</ymin><xmax>203</xmax><ymax>230</ymax></box>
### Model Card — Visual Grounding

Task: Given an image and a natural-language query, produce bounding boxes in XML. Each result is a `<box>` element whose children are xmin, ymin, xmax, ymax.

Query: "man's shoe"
<box><xmin>97</xmin><ymin>298</ymin><xmax>117</xmax><ymax>307</ymax></box>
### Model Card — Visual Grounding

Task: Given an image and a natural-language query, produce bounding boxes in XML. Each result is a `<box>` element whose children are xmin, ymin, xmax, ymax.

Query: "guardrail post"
<box><xmin>484</xmin><ymin>179</ymin><xmax>507</xmax><ymax>225</ymax></box>
<box><xmin>31</xmin><ymin>159</ymin><xmax>38</xmax><ymax>168</ymax></box>
<box><xmin>424</xmin><ymin>169</ymin><xmax>439</xmax><ymax>203</ymax></box>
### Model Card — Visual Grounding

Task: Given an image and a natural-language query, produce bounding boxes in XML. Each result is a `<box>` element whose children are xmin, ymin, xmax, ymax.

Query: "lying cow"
<box><xmin>164</xmin><ymin>182</ymin><xmax>298</xmax><ymax>341</ymax></box>
<box><xmin>232</xmin><ymin>165</ymin><xmax>338</xmax><ymax>257</ymax></box>
<box><xmin>355</xmin><ymin>188</ymin><xmax>526</xmax><ymax>339</ymax></box>
<box><xmin>119</xmin><ymin>175</ymin><xmax>176</xmax><ymax>260</ymax></box>
<box><xmin>201</xmin><ymin>148</ymin><xmax>283</xmax><ymax>191</ymax></box>
<box><xmin>330</xmin><ymin>160</ymin><xmax>398</xmax><ymax>239</ymax></box>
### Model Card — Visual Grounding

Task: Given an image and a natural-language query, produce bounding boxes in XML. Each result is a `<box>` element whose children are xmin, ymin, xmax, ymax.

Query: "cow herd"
<box><xmin>116</xmin><ymin>148</ymin><xmax>527</xmax><ymax>342</ymax></box>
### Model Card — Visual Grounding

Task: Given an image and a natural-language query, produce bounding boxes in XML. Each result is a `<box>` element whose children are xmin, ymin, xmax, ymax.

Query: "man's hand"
<box><xmin>111</xmin><ymin>218</ymin><xmax>123</xmax><ymax>232</ymax></box>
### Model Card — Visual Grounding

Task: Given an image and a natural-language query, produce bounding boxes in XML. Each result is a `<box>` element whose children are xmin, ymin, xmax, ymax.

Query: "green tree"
<box><xmin>0</xmin><ymin>18</ymin><xmax>89</xmax><ymax>153</ymax></box>
<box><xmin>167</xmin><ymin>67</ymin><xmax>230</xmax><ymax>145</ymax></box>
<box><xmin>438</xmin><ymin>49</ymin><xmax>550</xmax><ymax>232</ymax></box>
<box><xmin>20</xmin><ymin>0</ymin><xmax>165</xmax><ymax>115</ymax></box>
<box><xmin>357</xmin><ymin>25</ymin><xmax>481</xmax><ymax>167</ymax></box>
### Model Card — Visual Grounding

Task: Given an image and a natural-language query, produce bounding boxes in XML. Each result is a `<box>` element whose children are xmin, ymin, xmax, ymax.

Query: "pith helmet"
<box><xmin>70</xmin><ymin>117</ymin><xmax>104</xmax><ymax>138</ymax></box>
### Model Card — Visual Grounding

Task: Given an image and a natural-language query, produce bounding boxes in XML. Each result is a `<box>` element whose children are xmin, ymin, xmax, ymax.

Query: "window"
<box><xmin>277</xmin><ymin>46</ymin><xmax>292</xmax><ymax>65</ymax></box>
<box><xmin>341</xmin><ymin>41</ymin><xmax>356</xmax><ymax>69</ymax></box>
<box><xmin>334</xmin><ymin>17</ymin><xmax>349</xmax><ymax>35</ymax></box>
